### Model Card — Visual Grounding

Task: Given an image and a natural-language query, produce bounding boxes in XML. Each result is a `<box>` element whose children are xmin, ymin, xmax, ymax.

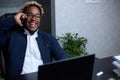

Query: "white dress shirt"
<box><xmin>21</xmin><ymin>29</ymin><xmax>43</xmax><ymax>74</ymax></box>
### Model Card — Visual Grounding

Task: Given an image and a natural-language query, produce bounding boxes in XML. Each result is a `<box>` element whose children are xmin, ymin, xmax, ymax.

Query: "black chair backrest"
<box><xmin>0</xmin><ymin>13</ymin><xmax>16</xmax><ymax>20</ymax></box>
<box><xmin>0</xmin><ymin>50</ymin><xmax>6</xmax><ymax>78</ymax></box>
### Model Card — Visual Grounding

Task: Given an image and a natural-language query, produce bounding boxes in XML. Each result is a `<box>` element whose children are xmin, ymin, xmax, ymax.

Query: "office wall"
<box><xmin>0</xmin><ymin>0</ymin><xmax>31</xmax><ymax>16</ymax></box>
<box><xmin>55</xmin><ymin>0</ymin><xmax>120</xmax><ymax>58</ymax></box>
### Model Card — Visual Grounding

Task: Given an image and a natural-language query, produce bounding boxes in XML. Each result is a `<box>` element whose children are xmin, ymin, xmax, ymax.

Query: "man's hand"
<box><xmin>14</xmin><ymin>13</ymin><xmax>27</xmax><ymax>26</ymax></box>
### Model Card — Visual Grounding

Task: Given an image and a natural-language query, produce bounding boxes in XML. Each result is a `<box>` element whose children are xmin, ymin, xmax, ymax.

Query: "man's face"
<box><xmin>25</xmin><ymin>6</ymin><xmax>41</xmax><ymax>33</ymax></box>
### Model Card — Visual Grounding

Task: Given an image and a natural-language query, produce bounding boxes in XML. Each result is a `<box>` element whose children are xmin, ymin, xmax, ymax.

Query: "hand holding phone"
<box><xmin>14</xmin><ymin>13</ymin><xmax>27</xmax><ymax>26</ymax></box>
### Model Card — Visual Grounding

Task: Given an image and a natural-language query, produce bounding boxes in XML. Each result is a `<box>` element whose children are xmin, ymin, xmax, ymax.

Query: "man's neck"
<box><xmin>24</xmin><ymin>28</ymin><xmax>38</xmax><ymax>36</ymax></box>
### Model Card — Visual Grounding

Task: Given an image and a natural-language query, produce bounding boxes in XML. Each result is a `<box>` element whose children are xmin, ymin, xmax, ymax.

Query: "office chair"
<box><xmin>0</xmin><ymin>50</ymin><xmax>6</xmax><ymax>78</ymax></box>
<box><xmin>0</xmin><ymin>13</ymin><xmax>16</xmax><ymax>20</ymax></box>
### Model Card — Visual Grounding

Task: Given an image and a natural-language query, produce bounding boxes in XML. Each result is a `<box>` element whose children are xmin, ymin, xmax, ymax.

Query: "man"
<box><xmin>0</xmin><ymin>1</ymin><xmax>68</xmax><ymax>77</ymax></box>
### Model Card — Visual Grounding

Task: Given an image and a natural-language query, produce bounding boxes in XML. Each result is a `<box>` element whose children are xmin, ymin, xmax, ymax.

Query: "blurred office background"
<box><xmin>0</xmin><ymin>0</ymin><xmax>120</xmax><ymax>58</ymax></box>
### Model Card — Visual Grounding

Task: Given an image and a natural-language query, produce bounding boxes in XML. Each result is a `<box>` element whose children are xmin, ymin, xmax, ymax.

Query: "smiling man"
<box><xmin>0</xmin><ymin>1</ymin><xmax>68</xmax><ymax>78</ymax></box>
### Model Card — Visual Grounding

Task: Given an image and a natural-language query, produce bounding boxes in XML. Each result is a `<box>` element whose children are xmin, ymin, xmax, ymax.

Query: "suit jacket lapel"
<box><xmin>36</xmin><ymin>33</ymin><xmax>51</xmax><ymax>64</ymax></box>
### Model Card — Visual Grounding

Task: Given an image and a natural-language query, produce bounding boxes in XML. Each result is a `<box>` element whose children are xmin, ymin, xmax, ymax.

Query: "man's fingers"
<box><xmin>18</xmin><ymin>19</ymin><xmax>23</xmax><ymax>26</ymax></box>
<box><xmin>14</xmin><ymin>13</ymin><xmax>27</xmax><ymax>26</ymax></box>
<box><xmin>21</xmin><ymin>14</ymin><xmax>27</xmax><ymax>19</ymax></box>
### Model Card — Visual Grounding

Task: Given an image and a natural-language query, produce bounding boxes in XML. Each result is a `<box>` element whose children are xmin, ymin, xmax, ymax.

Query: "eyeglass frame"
<box><xmin>26</xmin><ymin>13</ymin><xmax>41</xmax><ymax>19</ymax></box>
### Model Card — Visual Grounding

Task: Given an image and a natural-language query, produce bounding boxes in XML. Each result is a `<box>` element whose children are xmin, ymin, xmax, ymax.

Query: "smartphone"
<box><xmin>21</xmin><ymin>18</ymin><xmax>27</xmax><ymax>27</ymax></box>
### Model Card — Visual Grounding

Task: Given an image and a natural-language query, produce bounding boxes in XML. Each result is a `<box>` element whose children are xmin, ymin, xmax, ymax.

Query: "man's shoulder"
<box><xmin>38</xmin><ymin>31</ymin><xmax>56</xmax><ymax>41</ymax></box>
<box><xmin>38</xmin><ymin>31</ymin><xmax>53</xmax><ymax>37</ymax></box>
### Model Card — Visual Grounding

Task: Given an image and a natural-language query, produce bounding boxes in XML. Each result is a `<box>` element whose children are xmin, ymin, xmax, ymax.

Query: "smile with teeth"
<box><xmin>30</xmin><ymin>22</ymin><xmax>36</xmax><ymax>27</ymax></box>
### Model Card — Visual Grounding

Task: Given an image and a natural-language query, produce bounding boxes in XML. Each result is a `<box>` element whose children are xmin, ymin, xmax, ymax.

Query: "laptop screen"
<box><xmin>38</xmin><ymin>54</ymin><xmax>95</xmax><ymax>80</ymax></box>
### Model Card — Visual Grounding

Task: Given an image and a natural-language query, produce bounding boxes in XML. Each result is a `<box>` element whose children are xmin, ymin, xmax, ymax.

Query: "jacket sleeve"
<box><xmin>0</xmin><ymin>16</ymin><xmax>16</xmax><ymax>31</ymax></box>
<box><xmin>49</xmin><ymin>34</ymin><xmax>69</xmax><ymax>60</ymax></box>
<box><xmin>0</xmin><ymin>16</ymin><xmax>16</xmax><ymax>47</ymax></box>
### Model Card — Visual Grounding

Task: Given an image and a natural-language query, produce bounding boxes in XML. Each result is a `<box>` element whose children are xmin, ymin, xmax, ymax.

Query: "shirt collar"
<box><xmin>24</xmin><ymin>28</ymin><xmax>38</xmax><ymax>37</ymax></box>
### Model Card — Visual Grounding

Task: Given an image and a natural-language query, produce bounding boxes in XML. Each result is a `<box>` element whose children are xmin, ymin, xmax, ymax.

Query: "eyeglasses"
<box><xmin>26</xmin><ymin>13</ymin><xmax>41</xmax><ymax>19</ymax></box>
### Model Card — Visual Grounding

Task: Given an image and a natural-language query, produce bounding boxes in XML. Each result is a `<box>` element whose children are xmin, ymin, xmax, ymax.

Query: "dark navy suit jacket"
<box><xmin>0</xmin><ymin>16</ymin><xmax>68</xmax><ymax>77</ymax></box>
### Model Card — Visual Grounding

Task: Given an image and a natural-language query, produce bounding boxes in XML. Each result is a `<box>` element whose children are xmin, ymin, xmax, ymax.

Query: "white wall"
<box><xmin>55</xmin><ymin>0</ymin><xmax>120</xmax><ymax>58</ymax></box>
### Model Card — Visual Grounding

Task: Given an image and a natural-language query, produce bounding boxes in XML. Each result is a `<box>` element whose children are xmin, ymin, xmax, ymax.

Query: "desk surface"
<box><xmin>6</xmin><ymin>57</ymin><xmax>117</xmax><ymax>80</ymax></box>
<box><xmin>92</xmin><ymin>57</ymin><xmax>116</xmax><ymax>80</ymax></box>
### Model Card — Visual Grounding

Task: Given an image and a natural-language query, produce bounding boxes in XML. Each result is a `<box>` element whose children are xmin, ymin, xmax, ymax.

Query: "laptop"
<box><xmin>38</xmin><ymin>54</ymin><xmax>95</xmax><ymax>80</ymax></box>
